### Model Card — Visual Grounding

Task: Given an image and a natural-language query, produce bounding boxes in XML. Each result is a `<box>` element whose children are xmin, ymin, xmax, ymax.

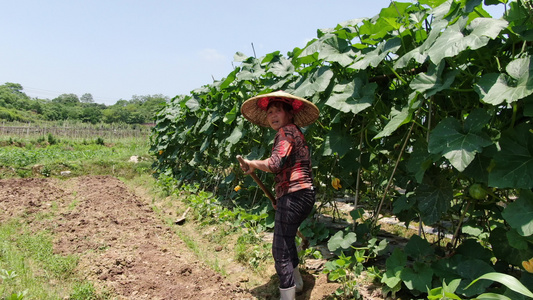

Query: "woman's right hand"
<box><xmin>239</xmin><ymin>158</ymin><xmax>254</xmax><ymax>175</ymax></box>
<box><xmin>237</xmin><ymin>156</ymin><xmax>271</xmax><ymax>174</ymax></box>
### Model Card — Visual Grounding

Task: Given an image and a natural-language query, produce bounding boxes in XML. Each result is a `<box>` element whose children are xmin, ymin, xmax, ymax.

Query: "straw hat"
<box><xmin>241</xmin><ymin>91</ymin><xmax>319</xmax><ymax>128</ymax></box>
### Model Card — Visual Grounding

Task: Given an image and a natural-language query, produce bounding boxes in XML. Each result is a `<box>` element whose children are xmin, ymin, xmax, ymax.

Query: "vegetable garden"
<box><xmin>150</xmin><ymin>0</ymin><xmax>533</xmax><ymax>298</ymax></box>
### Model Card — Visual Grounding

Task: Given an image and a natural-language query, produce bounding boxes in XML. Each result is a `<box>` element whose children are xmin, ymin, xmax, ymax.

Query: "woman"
<box><xmin>239</xmin><ymin>91</ymin><xmax>319</xmax><ymax>300</ymax></box>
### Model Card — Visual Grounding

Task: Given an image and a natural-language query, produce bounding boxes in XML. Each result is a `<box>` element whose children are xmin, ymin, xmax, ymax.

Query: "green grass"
<box><xmin>0</xmin><ymin>135</ymin><xmax>152</xmax><ymax>179</ymax></box>
<box><xmin>0</xmin><ymin>220</ymin><xmax>108</xmax><ymax>299</ymax></box>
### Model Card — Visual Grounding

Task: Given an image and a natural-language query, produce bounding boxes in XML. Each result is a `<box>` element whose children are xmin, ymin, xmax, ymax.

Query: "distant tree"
<box><xmin>80</xmin><ymin>93</ymin><xmax>94</xmax><ymax>103</ymax></box>
<box><xmin>0</xmin><ymin>107</ymin><xmax>24</xmax><ymax>122</ymax></box>
<box><xmin>3</xmin><ymin>82</ymin><xmax>25</xmax><ymax>95</ymax></box>
<box><xmin>128</xmin><ymin>111</ymin><xmax>145</xmax><ymax>124</ymax></box>
<box><xmin>125</xmin><ymin>94</ymin><xmax>168</xmax><ymax>123</ymax></box>
<box><xmin>0</xmin><ymin>82</ymin><xmax>31</xmax><ymax>110</ymax></box>
<box><xmin>130</xmin><ymin>95</ymin><xmax>144</xmax><ymax>105</ymax></box>
<box><xmin>81</xmin><ymin>105</ymin><xmax>102</xmax><ymax>124</ymax></box>
<box><xmin>53</xmin><ymin>93</ymin><xmax>79</xmax><ymax>105</ymax></box>
<box><xmin>102</xmin><ymin>107</ymin><xmax>130</xmax><ymax>123</ymax></box>
<box><xmin>42</xmin><ymin>102</ymin><xmax>66</xmax><ymax>120</ymax></box>
<box><xmin>114</xmin><ymin>99</ymin><xmax>129</xmax><ymax>107</ymax></box>
<box><xmin>65</xmin><ymin>106</ymin><xmax>82</xmax><ymax>120</ymax></box>
<box><xmin>29</xmin><ymin>100</ymin><xmax>43</xmax><ymax>114</ymax></box>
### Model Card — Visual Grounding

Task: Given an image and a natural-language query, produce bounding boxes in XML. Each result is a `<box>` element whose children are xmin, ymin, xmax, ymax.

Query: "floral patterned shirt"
<box><xmin>268</xmin><ymin>124</ymin><xmax>313</xmax><ymax>199</ymax></box>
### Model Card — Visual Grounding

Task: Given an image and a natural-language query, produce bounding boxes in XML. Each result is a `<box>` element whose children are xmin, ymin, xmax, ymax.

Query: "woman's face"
<box><xmin>266</xmin><ymin>102</ymin><xmax>293</xmax><ymax>131</ymax></box>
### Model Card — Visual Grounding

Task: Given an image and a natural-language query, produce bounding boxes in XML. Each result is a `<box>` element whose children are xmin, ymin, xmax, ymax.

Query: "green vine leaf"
<box><xmin>465</xmin><ymin>18</ymin><xmax>508</xmax><ymax>48</ymax></box>
<box><xmin>475</xmin><ymin>56</ymin><xmax>533</xmax><ymax>105</ymax></box>
<box><xmin>293</xmin><ymin>66</ymin><xmax>334</xmax><ymax>98</ymax></box>
<box><xmin>404</xmin><ymin>235</ymin><xmax>434</xmax><ymax>261</ymax></box>
<box><xmin>428</xmin><ymin>109</ymin><xmax>492</xmax><ymax>172</ymax></box>
<box><xmin>413</xmin><ymin>175</ymin><xmax>453</xmax><ymax>225</ymax></box>
<box><xmin>489</xmin><ymin>227</ymin><xmax>533</xmax><ymax>266</ymax></box>
<box><xmin>395</xmin><ymin>17</ymin><xmax>448</xmax><ymax>69</ymax></box>
<box><xmin>489</xmin><ymin>123</ymin><xmax>533</xmax><ymax>189</ymax></box>
<box><xmin>427</xmin><ymin>17</ymin><xmax>507</xmax><ymax>65</ymax></box>
<box><xmin>327</xmin><ymin>230</ymin><xmax>357</xmax><ymax>252</ymax></box>
<box><xmin>382</xmin><ymin>248</ymin><xmax>407</xmax><ymax>289</ymax></box>
<box><xmin>349</xmin><ymin>37</ymin><xmax>402</xmax><ymax>70</ymax></box>
<box><xmin>338</xmin><ymin>149</ymin><xmax>361</xmax><ymax>183</ymax></box>
<box><xmin>200</xmin><ymin>112</ymin><xmax>220</xmax><ymax>132</ymax></box>
<box><xmin>401</xmin><ymin>262</ymin><xmax>434</xmax><ymax>293</ymax></box>
<box><xmin>456</xmin><ymin>259</ymin><xmax>495</xmax><ymax>297</ymax></box>
<box><xmin>223</xmin><ymin>105</ymin><xmax>237</xmax><ymax>124</ymax></box>
<box><xmin>322</xmin><ymin>124</ymin><xmax>351</xmax><ymax>157</ymax></box>
<box><xmin>394</xmin><ymin>47</ymin><xmax>428</xmax><ymax>69</ymax></box>
<box><xmin>374</xmin><ymin>93</ymin><xmax>421</xmax><ymax>139</ymax></box>
<box><xmin>410</xmin><ymin>61</ymin><xmax>458</xmax><ymax>98</ymax></box>
<box><xmin>407</xmin><ymin>140</ymin><xmax>439</xmax><ymax>183</ymax></box>
<box><xmin>269</xmin><ymin>57</ymin><xmax>295</xmax><ymax>78</ymax></box>
<box><xmin>225</xmin><ymin>118</ymin><xmax>244</xmax><ymax>146</ymax></box>
<box><xmin>220</xmin><ymin>69</ymin><xmax>237</xmax><ymax>89</ymax></box>
<box><xmin>374</xmin><ymin>106</ymin><xmax>411</xmax><ymax>139</ymax></box>
<box><xmin>456</xmin><ymin>239</ymin><xmax>493</xmax><ymax>262</ymax></box>
<box><xmin>502</xmin><ymin>190</ymin><xmax>533</xmax><ymax>237</ymax></box>
<box><xmin>325</xmin><ymin>78</ymin><xmax>376</xmax><ymax>114</ymax></box>
<box><xmin>317</xmin><ymin>34</ymin><xmax>357</xmax><ymax>67</ymax></box>
<box><xmin>185</xmin><ymin>97</ymin><xmax>200</xmax><ymax>112</ymax></box>
<box><xmin>382</xmin><ymin>267</ymin><xmax>403</xmax><ymax>290</ymax></box>
<box><xmin>462</xmin><ymin>154</ymin><xmax>491</xmax><ymax>185</ymax></box>
<box><xmin>427</xmin><ymin>279</ymin><xmax>462</xmax><ymax>300</ymax></box>
<box><xmin>506</xmin><ymin>229</ymin><xmax>529</xmax><ymax>250</ymax></box>
<box><xmin>392</xmin><ymin>194</ymin><xmax>416</xmax><ymax>214</ymax></box>
<box><xmin>233</xmin><ymin>52</ymin><xmax>249</xmax><ymax>62</ymax></box>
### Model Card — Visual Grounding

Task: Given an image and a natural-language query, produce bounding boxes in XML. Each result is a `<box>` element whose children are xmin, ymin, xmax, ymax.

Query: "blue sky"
<box><xmin>0</xmin><ymin>1</ymin><xmax>505</xmax><ymax>105</ymax></box>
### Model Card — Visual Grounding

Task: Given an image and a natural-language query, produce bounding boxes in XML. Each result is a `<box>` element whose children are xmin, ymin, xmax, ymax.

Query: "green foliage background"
<box><xmin>150</xmin><ymin>0</ymin><xmax>533</xmax><ymax>297</ymax></box>
<box><xmin>0</xmin><ymin>82</ymin><xmax>167</xmax><ymax>124</ymax></box>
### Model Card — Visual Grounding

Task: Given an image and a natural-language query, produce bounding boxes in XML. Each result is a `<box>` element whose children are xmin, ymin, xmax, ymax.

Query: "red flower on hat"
<box><xmin>256</xmin><ymin>95</ymin><xmax>305</xmax><ymax>113</ymax></box>
<box><xmin>292</xmin><ymin>99</ymin><xmax>303</xmax><ymax>112</ymax></box>
<box><xmin>257</xmin><ymin>97</ymin><xmax>270</xmax><ymax>111</ymax></box>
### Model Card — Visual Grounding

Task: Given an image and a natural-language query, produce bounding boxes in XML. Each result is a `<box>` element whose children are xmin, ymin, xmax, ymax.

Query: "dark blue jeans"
<box><xmin>272</xmin><ymin>188</ymin><xmax>315</xmax><ymax>289</ymax></box>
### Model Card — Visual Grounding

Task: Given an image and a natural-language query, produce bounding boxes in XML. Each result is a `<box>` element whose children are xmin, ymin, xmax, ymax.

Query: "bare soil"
<box><xmin>0</xmin><ymin>175</ymin><xmax>359</xmax><ymax>300</ymax></box>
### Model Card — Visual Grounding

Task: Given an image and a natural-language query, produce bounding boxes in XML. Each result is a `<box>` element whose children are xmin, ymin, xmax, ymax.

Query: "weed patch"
<box><xmin>0</xmin><ymin>219</ymin><xmax>107</xmax><ymax>299</ymax></box>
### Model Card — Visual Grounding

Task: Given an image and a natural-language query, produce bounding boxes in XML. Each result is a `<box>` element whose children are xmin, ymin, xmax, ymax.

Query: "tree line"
<box><xmin>0</xmin><ymin>82</ymin><xmax>169</xmax><ymax>124</ymax></box>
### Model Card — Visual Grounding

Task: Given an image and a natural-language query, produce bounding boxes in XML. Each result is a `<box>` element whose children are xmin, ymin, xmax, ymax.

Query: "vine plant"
<box><xmin>151</xmin><ymin>0</ymin><xmax>533</xmax><ymax>298</ymax></box>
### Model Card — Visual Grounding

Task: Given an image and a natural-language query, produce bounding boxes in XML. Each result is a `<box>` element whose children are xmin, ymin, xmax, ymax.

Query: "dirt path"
<box><xmin>0</xmin><ymin>176</ymin><xmax>347</xmax><ymax>300</ymax></box>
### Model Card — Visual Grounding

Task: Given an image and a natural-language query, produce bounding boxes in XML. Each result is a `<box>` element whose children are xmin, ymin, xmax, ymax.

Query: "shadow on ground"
<box><xmin>249</xmin><ymin>271</ymin><xmax>317</xmax><ymax>300</ymax></box>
